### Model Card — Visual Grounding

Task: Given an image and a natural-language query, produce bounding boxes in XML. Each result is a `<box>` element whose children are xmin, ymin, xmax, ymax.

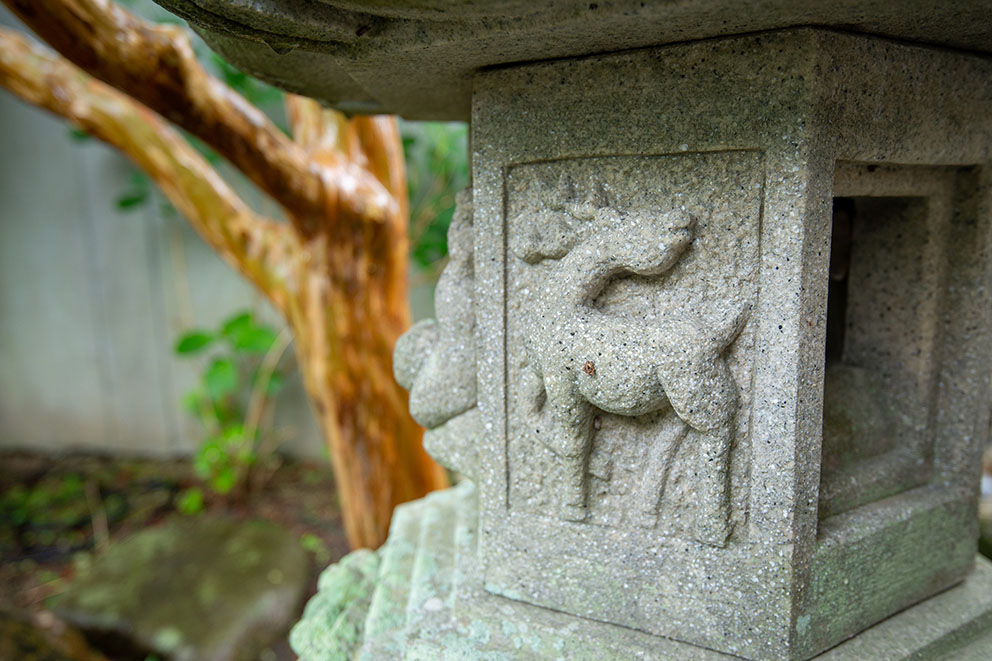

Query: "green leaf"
<box><xmin>58</xmin><ymin>475</ymin><xmax>84</xmax><ymax>499</ymax></box>
<box><xmin>177</xmin><ymin>488</ymin><xmax>204</xmax><ymax>516</ymax></box>
<box><xmin>174</xmin><ymin>331</ymin><xmax>214</xmax><ymax>355</ymax></box>
<box><xmin>220</xmin><ymin>311</ymin><xmax>253</xmax><ymax>339</ymax></box>
<box><xmin>221</xmin><ymin>309</ymin><xmax>279</xmax><ymax>353</ymax></box>
<box><xmin>116</xmin><ymin>191</ymin><xmax>148</xmax><ymax>210</ymax></box>
<box><xmin>211</xmin><ymin>401</ymin><xmax>241</xmax><ymax>428</ymax></box>
<box><xmin>194</xmin><ymin>437</ymin><xmax>225</xmax><ymax>478</ymax></box>
<box><xmin>193</xmin><ymin>451</ymin><xmax>213</xmax><ymax>479</ymax></box>
<box><xmin>222</xmin><ymin>424</ymin><xmax>246</xmax><ymax>447</ymax></box>
<box><xmin>232</xmin><ymin>327</ymin><xmax>277</xmax><ymax>353</ymax></box>
<box><xmin>68</xmin><ymin>127</ymin><xmax>92</xmax><ymax>142</ymax></box>
<box><xmin>115</xmin><ymin>171</ymin><xmax>152</xmax><ymax>211</ymax></box>
<box><xmin>204</xmin><ymin>358</ymin><xmax>237</xmax><ymax>399</ymax></box>
<box><xmin>181</xmin><ymin>390</ymin><xmax>204</xmax><ymax>417</ymax></box>
<box><xmin>212</xmin><ymin>468</ymin><xmax>236</xmax><ymax>494</ymax></box>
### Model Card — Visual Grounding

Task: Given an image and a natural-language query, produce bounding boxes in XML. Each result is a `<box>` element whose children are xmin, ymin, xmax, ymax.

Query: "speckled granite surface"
<box><xmin>152</xmin><ymin>1</ymin><xmax>992</xmax><ymax>119</ymax></box>
<box><xmin>290</xmin><ymin>26</ymin><xmax>992</xmax><ymax>661</ymax></box>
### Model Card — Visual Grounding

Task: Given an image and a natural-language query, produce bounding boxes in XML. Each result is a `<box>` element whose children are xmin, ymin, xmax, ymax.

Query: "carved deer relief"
<box><xmin>510</xmin><ymin>179</ymin><xmax>748</xmax><ymax>547</ymax></box>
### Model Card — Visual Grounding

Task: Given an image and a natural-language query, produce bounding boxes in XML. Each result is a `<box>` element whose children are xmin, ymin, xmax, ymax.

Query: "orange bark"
<box><xmin>0</xmin><ymin>0</ymin><xmax>448</xmax><ymax>549</ymax></box>
<box><xmin>3</xmin><ymin>0</ymin><xmax>393</xmax><ymax>229</ymax></box>
<box><xmin>283</xmin><ymin>97</ymin><xmax>447</xmax><ymax>544</ymax></box>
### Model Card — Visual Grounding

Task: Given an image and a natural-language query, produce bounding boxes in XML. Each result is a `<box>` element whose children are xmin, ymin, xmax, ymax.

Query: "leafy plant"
<box><xmin>0</xmin><ymin>475</ymin><xmax>85</xmax><ymax>529</ymax></box>
<box><xmin>300</xmin><ymin>532</ymin><xmax>331</xmax><ymax>565</ymax></box>
<box><xmin>116</xmin><ymin>170</ymin><xmax>152</xmax><ymax>210</ymax></box>
<box><xmin>401</xmin><ymin>121</ymin><xmax>470</xmax><ymax>272</ymax></box>
<box><xmin>174</xmin><ymin>309</ymin><xmax>292</xmax><ymax>501</ymax></box>
<box><xmin>176</xmin><ymin>486</ymin><xmax>205</xmax><ymax>515</ymax></box>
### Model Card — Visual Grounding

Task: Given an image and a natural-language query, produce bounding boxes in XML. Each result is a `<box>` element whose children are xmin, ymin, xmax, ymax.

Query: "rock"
<box><xmin>0</xmin><ymin>610</ymin><xmax>109</xmax><ymax>661</ymax></box>
<box><xmin>53</xmin><ymin>516</ymin><xmax>308</xmax><ymax>661</ymax></box>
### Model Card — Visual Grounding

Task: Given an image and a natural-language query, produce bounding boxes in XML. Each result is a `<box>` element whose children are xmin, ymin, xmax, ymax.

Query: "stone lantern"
<box><xmin>160</xmin><ymin>2</ymin><xmax>992</xmax><ymax>658</ymax></box>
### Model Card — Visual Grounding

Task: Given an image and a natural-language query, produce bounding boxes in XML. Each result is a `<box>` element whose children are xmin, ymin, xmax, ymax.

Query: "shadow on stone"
<box><xmin>0</xmin><ymin>609</ymin><xmax>109</xmax><ymax>661</ymax></box>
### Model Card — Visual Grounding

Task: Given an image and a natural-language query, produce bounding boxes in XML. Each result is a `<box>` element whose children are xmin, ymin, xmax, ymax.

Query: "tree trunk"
<box><xmin>289</xmin><ymin>228</ymin><xmax>446</xmax><ymax>546</ymax></box>
<box><xmin>281</xmin><ymin>106</ymin><xmax>448</xmax><ymax>547</ymax></box>
<box><xmin>0</xmin><ymin>0</ymin><xmax>450</xmax><ymax>551</ymax></box>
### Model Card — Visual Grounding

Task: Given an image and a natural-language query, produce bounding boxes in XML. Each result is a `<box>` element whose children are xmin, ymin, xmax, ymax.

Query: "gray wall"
<box><xmin>0</xmin><ymin>17</ymin><xmax>326</xmax><ymax>458</ymax></box>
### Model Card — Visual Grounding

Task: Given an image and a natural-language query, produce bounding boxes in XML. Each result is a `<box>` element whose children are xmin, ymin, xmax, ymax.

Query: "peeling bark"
<box><xmin>0</xmin><ymin>0</ymin><xmax>448</xmax><ymax>549</ymax></box>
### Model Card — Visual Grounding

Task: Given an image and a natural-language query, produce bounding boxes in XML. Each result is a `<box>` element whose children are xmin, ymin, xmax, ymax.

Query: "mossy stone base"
<box><xmin>293</xmin><ymin>482</ymin><xmax>992</xmax><ymax>660</ymax></box>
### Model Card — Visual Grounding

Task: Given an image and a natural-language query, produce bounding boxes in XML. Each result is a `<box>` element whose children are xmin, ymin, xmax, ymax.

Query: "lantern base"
<box><xmin>290</xmin><ymin>482</ymin><xmax>992</xmax><ymax>660</ymax></box>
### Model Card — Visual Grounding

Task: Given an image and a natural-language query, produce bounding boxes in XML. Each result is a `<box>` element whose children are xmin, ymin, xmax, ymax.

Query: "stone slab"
<box><xmin>54</xmin><ymin>516</ymin><xmax>308</xmax><ymax>661</ymax></box>
<box><xmin>153</xmin><ymin>1</ymin><xmax>992</xmax><ymax>119</ymax></box>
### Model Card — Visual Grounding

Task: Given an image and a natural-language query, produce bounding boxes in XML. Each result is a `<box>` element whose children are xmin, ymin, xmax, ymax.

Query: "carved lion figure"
<box><xmin>394</xmin><ymin>190</ymin><xmax>479</xmax><ymax>476</ymax></box>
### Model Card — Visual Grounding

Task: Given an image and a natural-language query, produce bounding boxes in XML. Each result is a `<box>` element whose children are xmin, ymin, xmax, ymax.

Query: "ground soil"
<box><xmin>0</xmin><ymin>451</ymin><xmax>349</xmax><ymax>659</ymax></box>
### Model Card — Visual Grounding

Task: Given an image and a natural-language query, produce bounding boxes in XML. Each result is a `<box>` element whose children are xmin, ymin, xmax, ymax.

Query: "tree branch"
<box><xmin>285</xmin><ymin>95</ymin><xmax>412</xmax><ymax>336</ymax></box>
<box><xmin>286</xmin><ymin>94</ymin><xmax>346</xmax><ymax>155</ymax></box>
<box><xmin>353</xmin><ymin>116</ymin><xmax>409</xmax><ymax>221</ymax></box>
<box><xmin>3</xmin><ymin>0</ymin><xmax>398</xmax><ymax>232</ymax></box>
<box><xmin>0</xmin><ymin>27</ymin><xmax>295</xmax><ymax>308</ymax></box>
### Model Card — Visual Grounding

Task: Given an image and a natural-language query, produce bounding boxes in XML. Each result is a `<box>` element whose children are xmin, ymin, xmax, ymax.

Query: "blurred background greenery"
<box><xmin>0</xmin><ymin>2</ymin><xmax>468</xmax><ymax>657</ymax></box>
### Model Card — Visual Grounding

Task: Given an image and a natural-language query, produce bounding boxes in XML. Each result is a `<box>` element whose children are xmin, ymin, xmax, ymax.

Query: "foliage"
<box><xmin>1</xmin><ymin>474</ymin><xmax>85</xmax><ymax>529</ymax></box>
<box><xmin>176</xmin><ymin>487</ymin><xmax>204</xmax><ymax>516</ymax></box>
<box><xmin>401</xmin><ymin>121</ymin><xmax>470</xmax><ymax>270</ymax></box>
<box><xmin>174</xmin><ymin>310</ymin><xmax>289</xmax><ymax>501</ymax></box>
<box><xmin>0</xmin><ymin>473</ymin><xmax>125</xmax><ymax>555</ymax></box>
<box><xmin>299</xmin><ymin>531</ymin><xmax>331</xmax><ymax>565</ymax></box>
<box><xmin>115</xmin><ymin>170</ymin><xmax>152</xmax><ymax>210</ymax></box>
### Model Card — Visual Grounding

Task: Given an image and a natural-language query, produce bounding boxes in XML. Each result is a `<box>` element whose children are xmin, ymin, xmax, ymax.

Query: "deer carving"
<box><xmin>511</xmin><ymin>179</ymin><xmax>747</xmax><ymax>547</ymax></box>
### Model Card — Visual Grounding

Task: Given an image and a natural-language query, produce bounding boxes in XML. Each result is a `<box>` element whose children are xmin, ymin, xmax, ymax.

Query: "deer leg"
<box><xmin>635</xmin><ymin>416</ymin><xmax>689</xmax><ymax>528</ymax></box>
<box><xmin>656</xmin><ymin>346</ymin><xmax>738</xmax><ymax>546</ymax></box>
<box><xmin>693</xmin><ymin>422</ymin><xmax>734</xmax><ymax>547</ymax></box>
<box><xmin>545</xmin><ymin>376</ymin><xmax>595</xmax><ymax>522</ymax></box>
<box><xmin>520</xmin><ymin>358</ymin><xmax>547</xmax><ymax>419</ymax></box>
